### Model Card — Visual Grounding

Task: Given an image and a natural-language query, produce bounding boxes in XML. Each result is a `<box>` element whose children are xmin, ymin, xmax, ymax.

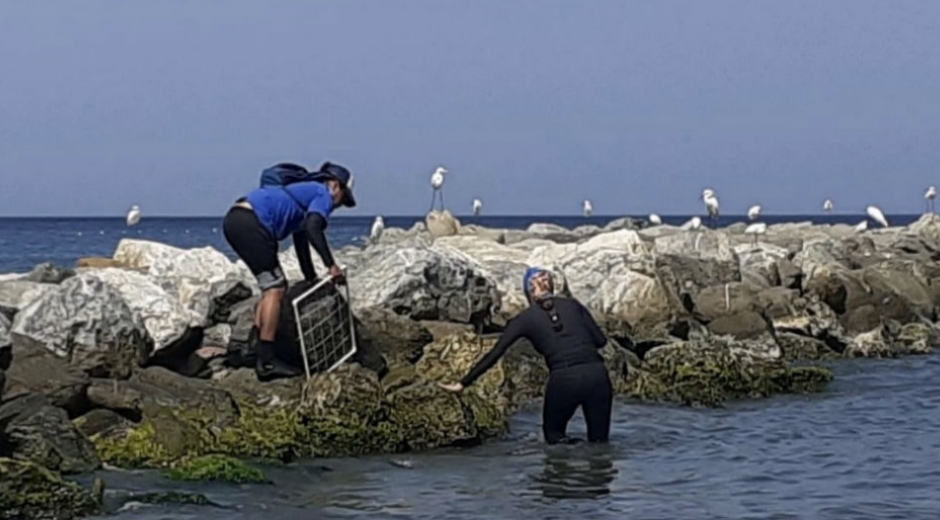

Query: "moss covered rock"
<box><xmin>165</xmin><ymin>454</ymin><xmax>269</xmax><ymax>484</ymax></box>
<box><xmin>89</xmin><ymin>356</ymin><xmax>511</xmax><ymax>469</ymax></box>
<box><xmin>0</xmin><ymin>457</ymin><xmax>102</xmax><ymax>520</ymax></box>
<box><xmin>623</xmin><ymin>336</ymin><xmax>833</xmax><ymax>407</ymax></box>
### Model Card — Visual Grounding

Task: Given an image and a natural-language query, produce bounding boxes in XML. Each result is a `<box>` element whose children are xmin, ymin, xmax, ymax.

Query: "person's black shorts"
<box><xmin>222</xmin><ymin>205</ymin><xmax>286</xmax><ymax>291</ymax></box>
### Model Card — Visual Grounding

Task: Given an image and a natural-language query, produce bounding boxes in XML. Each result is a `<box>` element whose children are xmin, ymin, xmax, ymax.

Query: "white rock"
<box><xmin>0</xmin><ymin>313</ymin><xmax>10</xmax><ymax>351</ymax></box>
<box><xmin>88</xmin><ymin>268</ymin><xmax>196</xmax><ymax>352</ymax></box>
<box><xmin>0</xmin><ymin>281</ymin><xmax>57</xmax><ymax>316</ymax></box>
<box><xmin>113</xmin><ymin>239</ymin><xmax>185</xmax><ymax>269</ymax></box>
<box><xmin>11</xmin><ymin>273</ymin><xmax>151</xmax><ymax>376</ymax></box>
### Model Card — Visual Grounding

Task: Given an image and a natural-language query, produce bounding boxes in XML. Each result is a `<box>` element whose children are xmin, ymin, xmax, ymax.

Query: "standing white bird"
<box><xmin>583</xmin><ymin>200</ymin><xmax>593</xmax><ymax>217</ymax></box>
<box><xmin>747</xmin><ymin>205</ymin><xmax>761</xmax><ymax>221</ymax></box>
<box><xmin>649</xmin><ymin>213</ymin><xmax>662</xmax><ymax>225</ymax></box>
<box><xmin>925</xmin><ymin>186</ymin><xmax>937</xmax><ymax>214</ymax></box>
<box><xmin>744</xmin><ymin>222</ymin><xmax>767</xmax><ymax>246</ymax></box>
<box><xmin>125</xmin><ymin>205</ymin><xmax>142</xmax><ymax>227</ymax></box>
<box><xmin>429</xmin><ymin>166</ymin><xmax>448</xmax><ymax>212</ymax></box>
<box><xmin>472</xmin><ymin>198</ymin><xmax>483</xmax><ymax>216</ymax></box>
<box><xmin>854</xmin><ymin>220</ymin><xmax>868</xmax><ymax>232</ymax></box>
<box><xmin>866</xmin><ymin>205</ymin><xmax>889</xmax><ymax>228</ymax></box>
<box><xmin>823</xmin><ymin>199</ymin><xmax>834</xmax><ymax>213</ymax></box>
<box><xmin>370</xmin><ymin>216</ymin><xmax>385</xmax><ymax>244</ymax></box>
<box><xmin>702</xmin><ymin>189</ymin><xmax>720</xmax><ymax>227</ymax></box>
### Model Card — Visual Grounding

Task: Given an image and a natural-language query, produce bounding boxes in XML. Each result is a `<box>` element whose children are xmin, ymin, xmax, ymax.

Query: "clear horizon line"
<box><xmin>0</xmin><ymin>211</ymin><xmax>926</xmax><ymax>219</ymax></box>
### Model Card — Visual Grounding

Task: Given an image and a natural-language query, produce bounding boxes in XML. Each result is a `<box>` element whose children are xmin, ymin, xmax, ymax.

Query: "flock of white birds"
<box><xmin>116</xmin><ymin>169</ymin><xmax>940</xmax><ymax>249</ymax></box>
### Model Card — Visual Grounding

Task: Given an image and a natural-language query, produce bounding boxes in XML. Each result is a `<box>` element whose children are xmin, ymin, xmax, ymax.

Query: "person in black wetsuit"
<box><xmin>439</xmin><ymin>267</ymin><xmax>614</xmax><ymax>444</ymax></box>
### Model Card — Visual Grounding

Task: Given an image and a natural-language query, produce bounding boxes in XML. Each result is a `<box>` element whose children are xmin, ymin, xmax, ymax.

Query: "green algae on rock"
<box><xmin>623</xmin><ymin>336</ymin><xmax>833</xmax><ymax>407</ymax></box>
<box><xmin>165</xmin><ymin>454</ymin><xmax>269</xmax><ymax>484</ymax></box>
<box><xmin>0</xmin><ymin>457</ymin><xmax>102</xmax><ymax>520</ymax></box>
<box><xmin>89</xmin><ymin>355</ymin><xmax>512</xmax><ymax>469</ymax></box>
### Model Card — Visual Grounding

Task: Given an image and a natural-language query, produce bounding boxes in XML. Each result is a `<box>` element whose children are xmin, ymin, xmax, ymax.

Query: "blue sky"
<box><xmin>2</xmin><ymin>0</ymin><xmax>939</xmax><ymax>217</ymax></box>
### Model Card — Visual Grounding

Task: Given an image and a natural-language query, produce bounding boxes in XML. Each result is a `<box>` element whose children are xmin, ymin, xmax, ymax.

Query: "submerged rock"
<box><xmin>0</xmin><ymin>457</ymin><xmax>102</xmax><ymax>520</ymax></box>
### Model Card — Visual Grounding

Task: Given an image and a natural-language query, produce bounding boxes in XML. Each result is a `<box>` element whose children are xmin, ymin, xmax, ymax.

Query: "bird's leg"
<box><xmin>439</xmin><ymin>190</ymin><xmax>445</xmax><ymax>212</ymax></box>
<box><xmin>429</xmin><ymin>190</ymin><xmax>436</xmax><ymax>213</ymax></box>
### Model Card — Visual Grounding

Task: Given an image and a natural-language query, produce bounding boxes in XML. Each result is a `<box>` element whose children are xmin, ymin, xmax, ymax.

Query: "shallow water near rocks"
<box><xmin>83</xmin><ymin>353</ymin><xmax>940</xmax><ymax>520</ymax></box>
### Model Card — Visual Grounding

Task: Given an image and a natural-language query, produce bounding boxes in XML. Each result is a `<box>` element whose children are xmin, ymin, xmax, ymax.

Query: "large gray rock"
<box><xmin>0</xmin><ymin>313</ymin><xmax>10</xmax><ymax>353</ymax></box>
<box><xmin>23</xmin><ymin>262</ymin><xmax>76</xmax><ymax>284</ymax></box>
<box><xmin>528</xmin><ymin>230</ymin><xmax>673</xmax><ymax>337</ymax></box>
<box><xmin>0</xmin><ymin>393</ymin><xmax>101</xmax><ymax>474</ymax></box>
<box><xmin>0</xmin><ymin>280</ymin><xmax>56</xmax><ymax>320</ymax></box>
<box><xmin>10</xmin><ymin>273</ymin><xmax>153</xmax><ymax>378</ymax></box>
<box><xmin>86</xmin><ymin>268</ymin><xmax>196</xmax><ymax>354</ymax></box>
<box><xmin>350</xmin><ymin>245</ymin><xmax>499</xmax><ymax>325</ymax></box>
<box><xmin>2</xmin><ymin>348</ymin><xmax>91</xmax><ymax>416</ymax></box>
<box><xmin>432</xmin><ymin>235</ymin><xmax>557</xmax><ymax>321</ymax></box>
<box><xmin>134</xmin><ymin>245</ymin><xmax>252</xmax><ymax>324</ymax></box>
<box><xmin>653</xmin><ymin>229</ymin><xmax>741</xmax><ymax>301</ymax></box>
<box><xmin>734</xmin><ymin>243</ymin><xmax>789</xmax><ymax>288</ymax></box>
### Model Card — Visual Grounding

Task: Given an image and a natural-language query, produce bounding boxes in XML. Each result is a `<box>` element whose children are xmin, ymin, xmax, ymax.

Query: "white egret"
<box><xmin>866</xmin><ymin>205</ymin><xmax>889</xmax><ymax>228</ymax></box>
<box><xmin>925</xmin><ymin>186</ymin><xmax>936</xmax><ymax>214</ymax></box>
<box><xmin>126</xmin><ymin>205</ymin><xmax>142</xmax><ymax>227</ymax></box>
<box><xmin>744</xmin><ymin>221</ymin><xmax>767</xmax><ymax>246</ymax></box>
<box><xmin>747</xmin><ymin>204</ymin><xmax>761</xmax><ymax>221</ymax></box>
<box><xmin>472</xmin><ymin>198</ymin><xmax>483</xmax><ymax>216</ymax></box>
<box><xmin>370</xmin><ymin>216</ymin><xmax>385</xmax><ymax>244</ymax></box>
<box><xmin>854</xmin><ymin>220</ymin><xmax>868</xmax><ymax>232</ymax></box>
<box><xmin>823</xmin><ymin>199</ymin><xmax>834</xmax><ymax>213</ymax></box>
<box><xmin>583</xmin><ymin>200</ymin><xmax>593</xmax><ymax>217</ymax></box>
<box><xmin>429</xmin><ymin>166</ymin><xmax>448</xmax><ymax>212</ymax></box>
<box><xmin>649</xmin><ymin>213</ymin><xmax>662</xmax><ymax>225</ymax></box>
<box><xmin>702</xmin><ymin>189</ymin><xmax>720</xmax><ymax>227</ymax></box>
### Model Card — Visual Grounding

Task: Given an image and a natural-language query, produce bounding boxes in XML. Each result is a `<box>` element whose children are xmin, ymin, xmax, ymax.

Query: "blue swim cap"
<box><xmin>523</xmin><ymin>267</ymin><xmax>554</xmax><ymax>302</ymax></box>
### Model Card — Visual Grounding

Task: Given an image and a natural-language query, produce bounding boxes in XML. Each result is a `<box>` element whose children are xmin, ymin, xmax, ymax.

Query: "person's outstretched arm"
<box><xmin>292</xmin><ymin>231</ymin><xmax>317</xmax><ymax>281</ymax></box>
<box><xmin>459</xmin><ymin>313</ymin><xmax>528</xmax><ymax>388</ymax></box>
<box><xmin>578</xmin><ymin>301</ymin><xmax>608</xmax><ymax>348</ymax></box>
<box><xmin>302</xmin><ymin>213</ymin><xmax>336</xmax><ymax>270</ymax></box>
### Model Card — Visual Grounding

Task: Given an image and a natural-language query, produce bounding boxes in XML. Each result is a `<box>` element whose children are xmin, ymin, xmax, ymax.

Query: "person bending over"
<box><xmin>439</xmin><ymin>267</ymin><xmax>614</xmax><ymax>444</ymax></box>
<box><xmin>222</xmin><ymin>162</ymin><xmax>356</xmax><ymax>381</ymax></box>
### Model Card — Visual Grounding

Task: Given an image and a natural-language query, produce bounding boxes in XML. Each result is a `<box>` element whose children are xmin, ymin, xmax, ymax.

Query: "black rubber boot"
<box><xmin>254</xmin><ymin>340</ymin><xmax>303</xmax><ymax>382</ymax></box>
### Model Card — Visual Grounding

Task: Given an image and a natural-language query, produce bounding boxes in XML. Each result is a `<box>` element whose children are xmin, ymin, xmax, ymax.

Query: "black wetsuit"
<box><xmin>460</xmin><ymin>297</ymin><xmax>614</xmax><ymax>444</ymax></box>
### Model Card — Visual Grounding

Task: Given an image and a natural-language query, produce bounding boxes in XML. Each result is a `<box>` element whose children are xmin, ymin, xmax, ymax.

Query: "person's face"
<box><xmin>327</xmin><ymin>180</ymin><xmax>344</xmax><ymax>206</ymax></box>
<box><xmin>528</xmin><ymin>271</ymin><xmax>554</xmax><ymax>301</ymax></box>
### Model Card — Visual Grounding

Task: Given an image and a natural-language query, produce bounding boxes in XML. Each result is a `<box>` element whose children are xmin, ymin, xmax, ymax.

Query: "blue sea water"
<box><xmin>6</xmin><ymin>212</ymin><xmax>940</xmax><ymax>520</ymax></box>
<box><xmin>0</xmin><ymin>213</ymin><xmax>924</xmax><ymax>274</ymax></box>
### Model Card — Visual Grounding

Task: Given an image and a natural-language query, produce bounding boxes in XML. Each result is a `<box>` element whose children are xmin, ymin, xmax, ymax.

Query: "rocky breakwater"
<box><xmin>5</xmin><ymin>212</ymin><xmax>940</xmax><ymax>517</ymax></box>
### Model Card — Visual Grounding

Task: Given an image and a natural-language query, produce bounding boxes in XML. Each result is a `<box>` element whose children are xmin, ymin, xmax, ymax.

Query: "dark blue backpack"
<box><xmin>259</xmin><ymin>162</ymin><xmax>331</xmax><ymax>209</ymax></box>
<box><xmin>259</xmin><ymin>162</ymin><xmax>319</xmax><ymax>187</ymax></box>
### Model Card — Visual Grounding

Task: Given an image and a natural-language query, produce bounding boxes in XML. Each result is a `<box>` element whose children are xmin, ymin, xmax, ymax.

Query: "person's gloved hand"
<box><xmin>329</xmin><ymin>264</ymin><xmax>346</xmax><ymax>285</ymax></box>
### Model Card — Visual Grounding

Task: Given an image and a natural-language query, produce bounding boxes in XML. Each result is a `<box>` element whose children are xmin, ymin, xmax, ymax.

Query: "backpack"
<box><xmin>259</xmin><ymin>162</ymin><xmax>319</xmax><ymax>187</ymax></box>
<box><xmin>259</xmin><ymin>162</ymin><xmax>334</xmax><ymax>209</ymax></box>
